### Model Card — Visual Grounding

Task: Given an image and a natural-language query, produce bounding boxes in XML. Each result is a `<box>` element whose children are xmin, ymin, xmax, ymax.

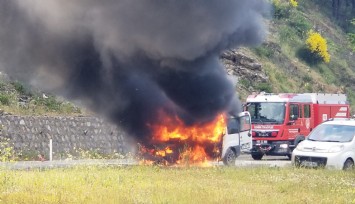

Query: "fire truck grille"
<box><xmin>294</xmin><ymin>156</ymin><xmax>327</xmax><ymax>168</ymax></box>
<box><xmin>255</xmin><ymin>131</ymin><xmax>273</xmax><ymax>137</ymax></box>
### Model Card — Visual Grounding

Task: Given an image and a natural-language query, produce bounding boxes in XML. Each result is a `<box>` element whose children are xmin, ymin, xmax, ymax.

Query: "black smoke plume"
<box><xmin>0</xmin><ymin>0</ymin><xmax>269</xmax><ymax>142</ymax></box>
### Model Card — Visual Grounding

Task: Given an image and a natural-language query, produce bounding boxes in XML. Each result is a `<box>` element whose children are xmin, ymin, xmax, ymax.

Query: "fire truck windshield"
<box><xmin>247</xmin><ymin>102</ymin><xmax>286</xmax><ymax>124</ymax></box>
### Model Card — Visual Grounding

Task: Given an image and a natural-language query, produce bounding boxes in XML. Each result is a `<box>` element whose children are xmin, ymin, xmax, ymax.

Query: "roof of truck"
<box><xmin>246</xmin><ymin>92</ymin><xmax>348</xmax><ymax>104</ymax></box>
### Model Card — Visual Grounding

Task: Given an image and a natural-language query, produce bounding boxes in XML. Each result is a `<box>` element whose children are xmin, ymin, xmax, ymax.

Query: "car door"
<box><xmin>238</xmin><ymin>111</ymin><xmax>252</xmax><ymax>152</ymax></box>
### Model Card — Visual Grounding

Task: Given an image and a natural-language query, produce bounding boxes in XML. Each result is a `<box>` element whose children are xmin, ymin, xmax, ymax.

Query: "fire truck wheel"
<box><xmin>223</xmin><ymin>148</ymin><xmax>237</xmax><ymax>166</ymax></box>
<box><xmin>343</xmin><ymin>158</ymin><xmax>354</xmax><ymax>170</ymax></box>
<box><xmin>251</xmin><ymin>153</ymin><xmax>263</xmax><ymax>160</ymax></box>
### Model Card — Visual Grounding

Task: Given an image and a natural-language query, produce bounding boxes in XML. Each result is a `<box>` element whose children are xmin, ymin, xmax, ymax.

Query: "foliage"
<box><xmin>288</xmin><ymin>13</ymin><xmax>312</xmax><ymax>38</ymax></box>
<box><xmin>11</xmin><ymin>81</ymin><xmax>26</xmax><ymax>95</ymax></box>
<box><xmin>297</xmin><ymin>47</ymin><xmax>323</xmax><ymax>65</ymax></box>
<box><xmin>346</xmin><ymin>18</ymin><xmax>355</xmax><ymax>51</ymax></box>
<box><xmin>347</xmin><ymin>33</ymin><xmax>355</xmax><ymax>52</ymax></box>
<box><xmin>289</xmin><ymin>0</ymin><xmax>298</xmax><ymax>7</ymax></box>
<box><xmin>253</xmin><ymin>45</ymin><xmax>274</xmax><ymax>58</ymax></box>
<box><xmin>306</xmin><ymin>31</ymin><xmax>331</xmax><ymax>63</ymax></box>
<box><xmin>255</xmin><ymin>82</ymin><xmax>273</xmax><ymax>93</ymax></box>
<box><xmin>38</xmin><ymin>95</ymin><xmax>61</xmax><ymax>111</ymax></box>
<box><xmin>0</xmin><ymin>80</ymin><xmax>84</xmax><ymax>116</ymax></box>
<box><xmin>239</xmin><ymin>78</ymin><xmax>252</xmax><ymax>89</ymax></box>
<box><xmin>272</xmin><ymin>0</ymin><xmax>299</xmax><ymax>19</ymax></box>
<box><xmin>279</xmin><ymin>26</ymin><xmax>297</xmax><ymax>44</ymax></box>
<box><xmin>345</xmin><ymin>87</ymin><xmax>355</xmax><ymax>113</ymax></box>
<box><xmin>272</xmin><ymin>0</ymin><xmax>291</xmax><ymax>19</ymax></box>
<box><xmin>0</xmin><ymin>94</ymin><xmax>10</xmax><ymax>106</ymax></box>
<box><xmin>0</xmin><ymin>138</ymin><xmax>16</xmax><ymax>162</ymax></box>
<box><xmin>32</xmin><ymin>94</ymin><xmax>80</xmax><ymax>114</ymax></box>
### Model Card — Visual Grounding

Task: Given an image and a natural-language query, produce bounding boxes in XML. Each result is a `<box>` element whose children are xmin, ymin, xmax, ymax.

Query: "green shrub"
<box><xmin>0</xmin><ymin>94</ymin><xmax>11</xmax><ymax>105</ymax></box>
<box><xmin>345</xmin><ymin>87</ymin><xmax>355</xmax><ymax>114</ymax></box>
<box><xmin>289</xmin><ymin>13</ymin><xmax>312</xmax><ymax>38</ymax></box>
<box><xmin>34</xmin><ymin>95</ymin><xmax>62</xmax><ymax>111</ymax></box>
<box><xmin>239</xmin><ymin>78</ymin><xmax>252</xmax><ymax>88</ymax></box>
<box><xmin>255</xmin><ymin>82</ymin><xmax>273</xmax><ymax>92</ymax></box>
<box><xmin>347</xmin><ymin>33</ymin><xmax>355</xmax><ymax>52</ymax></box>
<box><xmin>11</xmin><ymin>81</ymin><xmax>26</xmax><ymax>94</ymax></box>
<box><xmin>318</xmin><ymin>64</ymin><xmax>336</xmax><ymax>84</ymax></box>
<box><xmin>274</xmin><ymin>72</ymin><xmax>288</xmax><ymax>84</ymax></box>
<box><xmin>279</xmin><ymin>26</ymin><xmax>297</xmax><ymax>44</ymax></box>
<box><xmin>303</xmin><ymin>82</ymin><xmax>314</xmax><ymax>92</ymax></box>
<box><xmin>302</xmin><ymin>75</ymin><xmax>313</xmax><ymax>83</ymax></box>
<box><xmin>253</xmin><ymin>45</ymin><xmax>274</xmax><ymax>58</ymax></box>
<box><xmin>296</xmin><ymin>46</ymin><xmax>323</xmax><ymax>65</ymax></box>
<box><xmin>273</xmin><ymin>0</ymin><xmax>292</xmax><ymax>19</ymax></box>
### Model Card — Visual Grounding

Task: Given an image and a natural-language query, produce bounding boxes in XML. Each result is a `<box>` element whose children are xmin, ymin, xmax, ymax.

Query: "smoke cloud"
<box><xmin>0</xmin><ymin>0</ymin><xmax>269</xmax><ymax>142</ymax></box>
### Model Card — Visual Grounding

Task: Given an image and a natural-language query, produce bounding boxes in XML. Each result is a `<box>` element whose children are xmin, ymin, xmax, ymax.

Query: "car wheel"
<box><xmin>343</xmin><ymin>158</ymin><xmax>354</xmax><ymax>171</ymax></box>
<box><xmin>223</xmin><ymin>148</ymin><xmax>236</xmax><ymax>166</ymax></box>
<box><xmin>251</xmin><ymin>153</ymin><xmax>263</xmax><ymax>160</ymax></box>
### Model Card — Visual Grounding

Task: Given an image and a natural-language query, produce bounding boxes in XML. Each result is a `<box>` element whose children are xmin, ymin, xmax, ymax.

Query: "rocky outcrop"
<box><xmin>221</xmin><ymin>49</ymin><xmax>268</xmax><ymax>87</ymax></box>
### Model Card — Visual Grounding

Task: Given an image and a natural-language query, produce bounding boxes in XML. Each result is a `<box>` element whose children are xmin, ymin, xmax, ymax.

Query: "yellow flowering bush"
<box><xmin>0</xmin><ymin>138</ymin><xmax>16</xmax><ymax>162</ymax></box>
<box><xmin>306</xmin><ymin>31</ymin><xmax>331</xmax><ymax>63</ymax></box>
<box><xmin>290</xmin><ymin>0</ymin><xmax>298</xmax><ymax>7</ymax></box>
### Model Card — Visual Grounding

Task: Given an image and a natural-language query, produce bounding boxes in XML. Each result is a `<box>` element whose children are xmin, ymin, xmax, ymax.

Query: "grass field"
<box><xmin>0</xmin><ymin>165</ymin><xmax>354</xmax><ymax>204</ymax></box>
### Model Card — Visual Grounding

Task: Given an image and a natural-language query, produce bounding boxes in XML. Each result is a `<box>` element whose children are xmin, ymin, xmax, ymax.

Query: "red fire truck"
<box><xmin>245</xmin><ymin>92</ymin><xmax>350</xmax><ymax>160</ymax></box>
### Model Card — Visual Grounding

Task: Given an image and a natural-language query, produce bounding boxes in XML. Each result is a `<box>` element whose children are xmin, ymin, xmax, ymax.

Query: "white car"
<box><xmin>292</xmin><ymin>119</ymin><xmax>355</xmax><ymax>170</ymax></box>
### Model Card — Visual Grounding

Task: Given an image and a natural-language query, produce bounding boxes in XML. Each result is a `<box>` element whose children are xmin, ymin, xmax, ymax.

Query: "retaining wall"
<box><xmin>0</xmin><ymin>115</ymin><xmax>128</xmax><ymax>160</ymax></box>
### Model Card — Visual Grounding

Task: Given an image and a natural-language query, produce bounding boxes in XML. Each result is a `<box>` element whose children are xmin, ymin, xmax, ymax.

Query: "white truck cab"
<box><xmin>221</xmin><ymin>111</ymin><xmax>252</xmax><ymax>165</ymax></box>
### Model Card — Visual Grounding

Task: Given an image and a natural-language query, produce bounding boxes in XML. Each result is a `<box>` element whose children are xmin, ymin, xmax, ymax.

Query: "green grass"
<box><xmin>0</xmin><ymin>166</ymin><xmax>354</xmax><ymax>204</ymax></box>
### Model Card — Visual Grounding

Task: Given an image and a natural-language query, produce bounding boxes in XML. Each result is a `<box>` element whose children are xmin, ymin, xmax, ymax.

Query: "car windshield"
<box><xmin>246</xmin><ymin>102</ymin><xmax>285</xmax><ymax>124</ymax></box>
<box><xmin>308</xmin><ymin>124</ymin><xmax>355</xmax><ymax>142</ymax></box>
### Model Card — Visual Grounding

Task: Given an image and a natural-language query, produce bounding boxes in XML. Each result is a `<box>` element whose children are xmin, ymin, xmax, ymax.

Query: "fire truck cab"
<box><xmin>245</xmin><ymin>92</ymin><xmax>350</xmax><ymax>160</ymax></box>
<box><xmin>221</xmin><ymin>111</ymin><xmax>252</xmax><ymax>165</ymax></box>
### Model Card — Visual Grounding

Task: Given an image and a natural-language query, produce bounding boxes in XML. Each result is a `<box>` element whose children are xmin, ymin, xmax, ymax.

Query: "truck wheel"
<box><xmin>223</xmin><ymin>148</ymin><xmax>237</xmax><ymax>166</ymax></box>
<box><xmin>251</xmin><ymin>153</ymin><xmax>263</xmax><ymax>160</ymax></box>
<box><xmin>343</xmin><ymin>158</ymin><xmax>354</xmax><ymax>170</ymax></box>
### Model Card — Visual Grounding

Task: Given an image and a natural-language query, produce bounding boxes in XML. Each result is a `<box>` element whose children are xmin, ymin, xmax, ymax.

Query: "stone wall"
<box><xmin>0</xmin><ymin>115</ymin><xmax>128</xmax><ymax>159</ymax></box>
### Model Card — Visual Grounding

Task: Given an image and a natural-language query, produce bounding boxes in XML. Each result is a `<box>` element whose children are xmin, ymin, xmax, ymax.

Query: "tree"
<box><xmin>332</xmin><ymin>0</ymin><xmax>355</xmax><ymax>19</ymax></box>
<box><xmin>332</xmin><ymin>0</ymin><xmax>342</xmax><ymax>19</ymax></box>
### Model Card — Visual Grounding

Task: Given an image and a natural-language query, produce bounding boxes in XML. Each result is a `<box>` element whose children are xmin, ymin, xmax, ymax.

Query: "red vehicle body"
<box><xmin>245</xmin><ymin>92</ymin><xmax>350</xmax><ymax>160</ymax></box>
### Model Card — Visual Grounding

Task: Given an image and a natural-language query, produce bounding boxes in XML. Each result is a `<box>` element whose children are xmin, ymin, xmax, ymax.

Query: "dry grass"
<box><xmin>0</xmin><ymin>166</ymin><xmax>354</xmax><ymax>204</ymax></box>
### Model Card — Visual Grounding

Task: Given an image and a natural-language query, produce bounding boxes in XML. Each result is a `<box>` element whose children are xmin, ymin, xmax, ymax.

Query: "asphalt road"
<box><xmin>0</xmin><ymin>154</ymin><xmax>292</xmax><ymax>170</ymax></box>
<box><xmin>233</xmin><ymin>154</ymin><xmax>292</xmax><ymax>168</ymax></box>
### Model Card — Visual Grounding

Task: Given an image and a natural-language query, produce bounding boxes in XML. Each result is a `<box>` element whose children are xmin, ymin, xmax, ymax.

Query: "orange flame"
<box><xmin>141</xmin><ymin>110</ymin><xmax>227</xmax><ymax>166</ymax></box>
<box><xmin>150</xmin><ymin>111</ymin><xmax>226</xmax><ymax>144</ymax></box>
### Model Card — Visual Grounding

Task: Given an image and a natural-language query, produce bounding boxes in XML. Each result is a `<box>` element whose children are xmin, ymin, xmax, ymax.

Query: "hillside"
<box><xmin>0</xmin><ymin>72</ymin><xmax>84</xmax><ymax>116</ymax></box>
<box><xmin>0</xmin><ymin>0</ymin><xmax>354</xmax><ymax>115</ymax></box>
<box><xmin>225</xmin><ymin>0</ymin><xmax>355</xmax><ymax>111</ymax></box>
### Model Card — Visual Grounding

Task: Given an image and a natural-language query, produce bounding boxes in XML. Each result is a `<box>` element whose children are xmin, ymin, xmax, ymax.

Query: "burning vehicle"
<box><xmin>138</xmin><ymin>111</ymin><xmax>252</xmax><ymax>166</ymax></box>
<box><xmin>0</xmin><ymin>0</ymin><xmax>267</xmax><ymax>166</ymax></box>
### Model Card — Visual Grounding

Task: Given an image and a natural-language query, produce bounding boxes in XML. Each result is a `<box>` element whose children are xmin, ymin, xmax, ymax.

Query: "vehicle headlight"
<box><xmin>280</xmin><ymin>144</ymin><xmax>288</xmax><ymax>149</ymax></box>
<box><xmin>295</xmin><ymin>142</ymin><xmax>305</xmax><ymax>151</ymax></box>
<box><xmin>328</xmin><ymin>145</ymin><xmax>344</xmax><ymax>153</ymax></box>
